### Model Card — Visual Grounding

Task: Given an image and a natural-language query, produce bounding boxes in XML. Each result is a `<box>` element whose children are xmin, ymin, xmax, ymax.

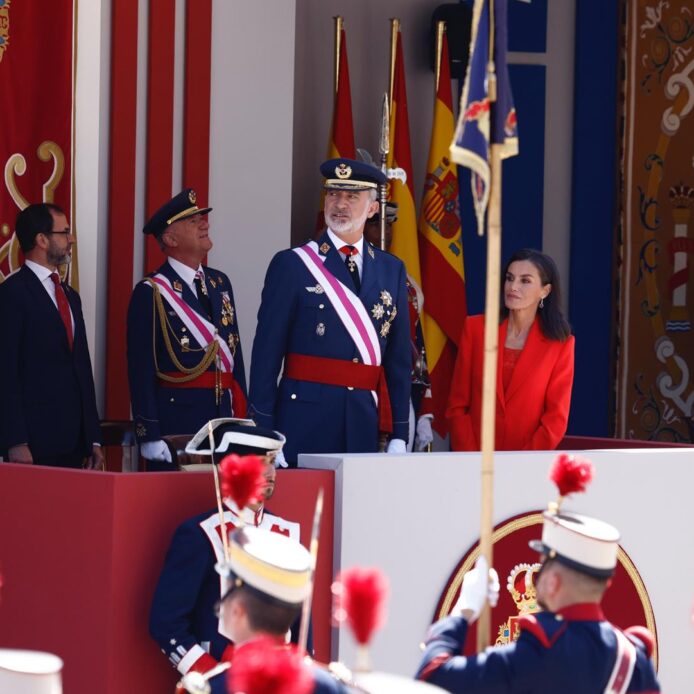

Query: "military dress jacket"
<box><xmin>248</xmin><ymin>231</ymin><xmax>411</xmax><ymax>464</ymax></box>
<box><xmin>416</xmin><ymin>605</ymin><xmax>660</xmax><ymax>693</ymax></box>
<box><xmin>127</xmin><ymin>260</ymin><xmax>246</xmax><ymax>443</ymax></box>
<box><xmin>149</xmin><ymin>503</ymin><xmax>300</xmax><ymax>677</ymax></box>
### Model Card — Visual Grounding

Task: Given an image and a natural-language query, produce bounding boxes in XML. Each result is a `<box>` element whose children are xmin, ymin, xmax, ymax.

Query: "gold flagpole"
<box><xmin>388</xmin><ymin>18</ymin><xmax>399</xmax><ymax>107</ymax></box>
<box><xmin>476</xmin><ymin>0</ymin><xmax>500</xmax><ymax>651</ymax></box>
<box><xmin>378</xmin><ymin>94</ymin><xmax>390</xmax><ymax>251</ymax></box>
<box><xmin>334</xmin><ymin>16</ymin><xmax>342</xmax><ymax>95</ymax></box>
<box><xmin>435</xmin><ymin>21</ymin><xmax>444</xmax><ymax>92</ymax></box>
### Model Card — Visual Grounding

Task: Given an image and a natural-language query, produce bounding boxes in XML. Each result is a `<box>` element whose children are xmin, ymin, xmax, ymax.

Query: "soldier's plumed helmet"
<box><xmin>217</xmin><ymin>526</ymin><xmax>312</xmax><ymax>608</ymax></box>
<box><xmin>185</xmin><ymin>418</ymin><xmax>285</xmax><ymax>464</ymax></box>
<box><xmin>529</xmin><ymin>512</ymin><xmax>620</xmax><ymax>579</ymax></box>
<box><xmin>143</xmin><ymin>188</ymin><xmax>212</xmax><ymax>237</ymax></box>
<box><xmin>321</xmin><ymin>158</ymin><xmax>386</xmax><ymax>191</ymax></box>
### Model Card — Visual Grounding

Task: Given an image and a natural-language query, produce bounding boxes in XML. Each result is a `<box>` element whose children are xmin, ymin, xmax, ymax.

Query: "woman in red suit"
<box><xmin>447</xmin><ymin>249</ymin><xmax>574</xmax><ymax>451</ymax></box>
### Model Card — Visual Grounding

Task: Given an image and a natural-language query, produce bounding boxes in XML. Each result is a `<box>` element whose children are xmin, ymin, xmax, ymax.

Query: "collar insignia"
<box><xmin>368</xmin><ymin>245</ymin><xmax>375</xmax><ymax>258</ymax></box>
<box><xmin>319</xmin><ymin>242</ymin><xmax>331</xmax><ymax>255</ymax></box>
<box><xmin>172</xmin><ymin>280</ymin><xmax>183</xmax><ymax>292</ymax></box>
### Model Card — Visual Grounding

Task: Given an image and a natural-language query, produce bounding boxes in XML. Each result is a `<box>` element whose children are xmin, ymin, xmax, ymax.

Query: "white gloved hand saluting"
<box><xmin>452</xmin><ymin>555</ymin><xmax>500</xmax><ymax>623</ymax></box>
<box><xmin>414</xmin><ymin>415</ymin><xmax>434</xmax><ymax>451</ymax></box>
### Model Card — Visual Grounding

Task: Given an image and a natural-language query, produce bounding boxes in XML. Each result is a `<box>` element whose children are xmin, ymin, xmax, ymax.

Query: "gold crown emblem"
<box><xmin>669</xmin><ymin>182</ymin><xmax>694</xmax><ymax>209</ymax></box>
<box><xmin>189</xmin><ymin>189</ymin><xmax>197</xmax><ymax>204</ymax></box>
<box><xmin>507</xmin><ymin>563</ymin><xmax>541</xmax><ymax>614</ymax></box>
<box><xmin>495</xmin><ymin>562</ymin><xmax>542</xmax><ymax>646</ymax></box>
<box><xmin>335</xmin><ymin>163</ymin><xmax>352</xmax><ymax>179</ymax></box>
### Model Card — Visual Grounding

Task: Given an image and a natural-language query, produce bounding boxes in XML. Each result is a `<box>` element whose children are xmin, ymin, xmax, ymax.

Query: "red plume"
<box><xmin>219</xmin><ymin>454</ymin><xmax>266</xmax><ymax>511</ymax></box>
<box><xmin>332</xmin><ymin>566</ymin><xmax>388</xmax><ymax>645</ymax></box>
<box><xmin>549</xmin><ymin>453</ymin><xmax>594</xmax><ymax>497</ymax></box>
<box><xmin>228</xmin><ymin>638</ymin><xmax>314</xmax><ymax>694</ymax></box>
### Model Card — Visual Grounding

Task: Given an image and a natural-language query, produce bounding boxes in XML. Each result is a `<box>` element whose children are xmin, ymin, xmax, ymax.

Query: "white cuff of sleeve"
<box><xmin>386</xmin><ymin>438</ymin><xmax>407</xmax><ymax>454</ymax></box>
<box><xmin>140</xmin><ymin>439</ymin><xmax>172</xmax><ymax>463</ymax></box>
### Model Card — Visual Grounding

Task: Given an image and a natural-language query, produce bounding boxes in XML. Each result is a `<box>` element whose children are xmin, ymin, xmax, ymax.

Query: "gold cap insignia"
<box><xmin>335</xmin><ymin>163</ymin><xmax>352</xmax><ymax>179</ymax></box>
<box><xmin>189</xmin><ymin>190</ymin><xmax>197</xmax><ymax>204</ymax></box>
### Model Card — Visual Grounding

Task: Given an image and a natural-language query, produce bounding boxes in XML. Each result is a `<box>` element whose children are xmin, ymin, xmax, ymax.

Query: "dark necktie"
<box><xmin>50</xmin><ymin>272</ymin><xmax>74</xmax><ymax>349</ymax></box>
<box><xmin>194</xmin><ymin>271</ymin><xmax>213</xmax><ymax>320</ymax></box>
<box><xmin>339</xmin><ymin>245</ymin><xmax>361</xmax><ymax>293</ymax></box>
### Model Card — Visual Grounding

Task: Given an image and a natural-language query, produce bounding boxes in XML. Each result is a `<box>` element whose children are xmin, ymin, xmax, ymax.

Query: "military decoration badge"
<box><xmin>172</xmin><ymin>280</ymin><xmax>183</xmax><ymax>293</ymax></box>
<box><xmin>181</xmin><ymin>327</ymin><xmax>190</xmax><ymax>351</ymax></box>
<box><xmin>335</xmin><ymin>162</ymin><xmax>352</xmax><ymax>179</ymax></box>
<box><xmin>209</xmin><ymin>277</ymin><xmax>217</xmax><ymax>289</ymax></box>
<box><xmin>372</xmin><ymin>290</ymin><xmax>397</xmax><ymax>338</ymax></box>
<box><xmin>221</xmin><ymin>291</ymin><xmax>234</xmax><ymax>326</ymax></box>
<box><xmin>227</xmin><ymin>332</ymin><xmax>239</xmax><ymax>354</ymax></box>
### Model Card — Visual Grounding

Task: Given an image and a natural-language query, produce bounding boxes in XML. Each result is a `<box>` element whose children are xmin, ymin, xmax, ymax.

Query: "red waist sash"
<box><xmin>284</xmin><ymin>353</ymin><xmax>392</xmax><ymax>433</ymax></box>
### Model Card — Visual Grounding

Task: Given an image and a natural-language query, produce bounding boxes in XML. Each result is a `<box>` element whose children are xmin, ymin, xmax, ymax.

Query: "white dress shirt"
<box><xmin>24</xmin><ymin>259</ymin><xmax>75</xmax><ymax>333</ymax></box>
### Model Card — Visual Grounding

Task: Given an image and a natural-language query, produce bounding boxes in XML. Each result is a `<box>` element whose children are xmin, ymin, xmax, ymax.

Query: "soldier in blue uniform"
<box><xmin>177</xmin><ymin>515</ymin><xmax>346</xmax><ymax>693</ymax></box>
<box><xmin>416</xmin><ymin>511</ymin><xmax>661</xmax><ymax>693</ymax></box>
<box><xmin>149</xmin><ymin>420</ymin><xmax>305</xmax><ymax>680</ymax></box>
<box><xmin>126</xmin><ymin>189</ymin><xmax>246</xmax><ymax>469</ymax></box>
<box><xmin>248</xmin><ymin>159</ymin><xmax>411</xmax><ymax>466</ymax></box>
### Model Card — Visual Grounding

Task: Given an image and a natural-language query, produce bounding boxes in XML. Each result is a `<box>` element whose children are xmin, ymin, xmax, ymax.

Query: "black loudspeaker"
<box><xmin>430</xmin><ymin>3</ymin><xmax>473</xmax><ymax>80</ymax></box>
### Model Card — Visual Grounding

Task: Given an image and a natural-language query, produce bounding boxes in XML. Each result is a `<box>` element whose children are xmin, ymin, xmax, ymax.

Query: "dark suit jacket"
<box><xmin>447</xmin><ymin>315</ymin><xmax>574</xmax><ymax>451</ymax></box>
<box><xmin>0</xmin><ymin>265</ymin><xmax>101</xmax><ymax>458</ymax></box>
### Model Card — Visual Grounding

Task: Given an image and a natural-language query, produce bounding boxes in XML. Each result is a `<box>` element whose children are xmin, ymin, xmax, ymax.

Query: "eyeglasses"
<box><xmin>43</xmin><ymin>230</ymin><xmax>72</xmax><ymax>236</ymax></box>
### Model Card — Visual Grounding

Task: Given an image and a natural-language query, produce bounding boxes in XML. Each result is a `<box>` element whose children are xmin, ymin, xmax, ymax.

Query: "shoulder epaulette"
<box><xmin>625</xmin><ymin>625</ymin><xmax>655</xmax><ymax>658</ymax></box>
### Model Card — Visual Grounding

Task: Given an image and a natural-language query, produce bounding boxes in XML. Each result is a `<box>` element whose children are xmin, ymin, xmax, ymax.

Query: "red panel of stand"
<box><xmin>0</xmin><ymin>465</ymin><xmax>334</xmax><ymax>693</ymax></box>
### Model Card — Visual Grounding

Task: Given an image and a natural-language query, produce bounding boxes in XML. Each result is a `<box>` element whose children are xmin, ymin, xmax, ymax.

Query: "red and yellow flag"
<box><xmin>386</xmin><ymin>22</ymin><xmax>421</xmax><ymax>289</ymax></box>
<box><xmin>418</xmin><ymin>26</ymin><xmax>467</xmax><ymax>435</ymax></box>
<box><xmin>316</xmin><ymin>17</ymin><xmax>355</xmax><ymax>233</ymax></box>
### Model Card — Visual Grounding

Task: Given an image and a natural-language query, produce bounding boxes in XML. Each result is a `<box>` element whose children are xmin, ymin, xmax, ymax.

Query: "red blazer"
<box><xmin>446</xmin><ymin>315</ymin><xmax>575</xmax><ymax>451</ymax></box>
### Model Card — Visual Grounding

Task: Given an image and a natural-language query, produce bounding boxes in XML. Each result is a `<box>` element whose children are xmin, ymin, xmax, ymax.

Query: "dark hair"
<box><xmin>15</xmin><ymin>203</ymin><xmax>65</xmax><ymax>252</ymax></box>
<box><xmin>501</xmin><ymin>248</ymin><xmax>571</xmax><ymax>341</ymax></box>
<box><xmin>235</xmin><ymin>586</ymin><xmax>300</xmax><ymax>635</ymax></box>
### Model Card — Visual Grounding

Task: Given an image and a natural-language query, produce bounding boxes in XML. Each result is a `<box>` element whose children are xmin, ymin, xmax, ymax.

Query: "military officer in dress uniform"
<box><xmin>149</xmin><ymin>420</ymin><xmax>305</xmax><ymax>681</ymax></box>
<box><xmin>248</xmin><ymin>159</ymin><xmax>411</xmax><ymax>466</ymax></box>
<box><xmin>416</xmin><ymin>510</ymin><xmax>661</xmax><ymax>692</ymax></box>
<box><xmin>127</xmin><ymin>190</ymin><xmax>246</xmax><ymax>470</ymax></box>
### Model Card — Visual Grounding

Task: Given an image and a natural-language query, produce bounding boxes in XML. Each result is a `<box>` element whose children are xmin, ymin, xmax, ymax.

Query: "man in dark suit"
<box><xmin>127</xmin><ymin>189</ymin><xmax>246</xmax><ymax>469</ymax></box>
<box><xmin>248</xmin><ymin>159</ymin><xmax>411</xmax><ymax>466</ymax></box>
<box><xmin>0</xmin><ymin>203</ymin><xmax>103</xmax><ymax>469</ymax></box>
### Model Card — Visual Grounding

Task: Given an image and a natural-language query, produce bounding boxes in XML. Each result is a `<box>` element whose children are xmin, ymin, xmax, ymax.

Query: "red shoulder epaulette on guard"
<box><xmin>625</xmin><ymin>625</ymin><xmax>655</xmax><ymax>658</ymax></box>
<box><xmin>518</xmin><ymin>614</ymin><xmax>567</xmax><ymax>649</ymax></box>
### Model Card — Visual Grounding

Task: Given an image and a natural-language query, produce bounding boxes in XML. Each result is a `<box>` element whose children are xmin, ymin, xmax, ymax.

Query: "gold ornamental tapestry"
<box><xmin>617</xmin><ymin>0</ymin><xmax>694</xmax><ymax>443</ymax></box>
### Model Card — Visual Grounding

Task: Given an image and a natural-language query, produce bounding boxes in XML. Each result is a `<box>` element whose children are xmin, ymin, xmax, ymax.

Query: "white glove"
<box><xmin>386</xmin><ymin>438</ymin><xmax>407</xmax><ymax>454</ymax></box>
<box><xmin>452</xmin><ymin>556</ymin><xmax>500</xmax><ymax>623</ymax></box>
<box><xmin>140</xmin><ymin>439</ymin><xmax>172</xmax><ymax>463</ymax></box>
<box><xmin>415</xmin><ymin>415</ymin><xmax>434</xmax><ymax>451</ymax></box>
<box><xmin>274</xmin><ymin>449</ymin><xmax>289</xmax><ymax>468</ymax></box>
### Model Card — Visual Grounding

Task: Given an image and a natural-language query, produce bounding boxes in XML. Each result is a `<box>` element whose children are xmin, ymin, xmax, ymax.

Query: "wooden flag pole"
<box><xmin>476</xmin><ymin>141</ymin><xmax>502</xmax><ymax>651</ymax></box>
<box><xmin>476</xmin><ymin>0</ymin><xmax>501</xmax><ymax>642</ymax></box>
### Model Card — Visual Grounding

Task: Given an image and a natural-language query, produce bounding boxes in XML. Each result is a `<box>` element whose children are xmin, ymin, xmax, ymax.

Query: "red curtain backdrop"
<box><xmin>0</xmin><ymin>0</ymin><xmax>74</xmax><ymax>284</ymax></box>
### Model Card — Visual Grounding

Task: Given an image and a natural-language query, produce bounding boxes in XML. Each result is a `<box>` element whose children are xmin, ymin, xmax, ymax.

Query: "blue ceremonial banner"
<box><xmin>450</xmin><ymin>0</ymin><xmax>518</xmax><ymax>234</ymax></box>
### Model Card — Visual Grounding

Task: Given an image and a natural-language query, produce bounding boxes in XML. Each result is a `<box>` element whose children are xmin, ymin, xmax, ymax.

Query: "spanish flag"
<box><xmin>418</xmin><ymin>25</ymin><xmax>467</xmax><ymax>435</ymax></box>
<box><xmin>386</xmin><ymin>21</ymin><xmax>421</xmax><ymax>290</ymax></box>
<box><xmin>316</xmin><ymin>17</ymin><xmax>355</xmax><ymax>233</ymax></box>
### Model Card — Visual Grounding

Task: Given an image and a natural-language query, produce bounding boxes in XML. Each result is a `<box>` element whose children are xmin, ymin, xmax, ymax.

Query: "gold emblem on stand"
<box><xmin>495</xmin><ymin>563</ymin><xmax>542</xmax><ymax>646</ymax></box>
